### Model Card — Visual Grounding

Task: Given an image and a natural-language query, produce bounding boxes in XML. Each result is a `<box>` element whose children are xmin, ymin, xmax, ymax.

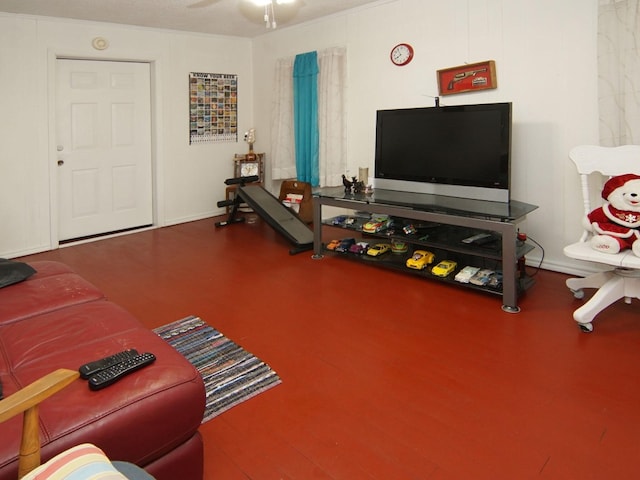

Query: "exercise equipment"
<box><xmin>215</xmin><ymin>176</ymin><xmax>314</xmax><ymax>255</ymax></box>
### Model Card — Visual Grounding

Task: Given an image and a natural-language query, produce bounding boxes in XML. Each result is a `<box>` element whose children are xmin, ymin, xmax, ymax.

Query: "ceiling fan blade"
<box><xmin>187</xmin><ymin>0</ymin><xmax>222</xmax><ymax>8</ymax></box>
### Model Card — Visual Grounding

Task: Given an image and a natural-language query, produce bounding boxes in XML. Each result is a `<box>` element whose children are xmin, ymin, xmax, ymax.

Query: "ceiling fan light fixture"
<box><xmin>252</xmin><ymin>0</ymin><xmax>296</xmax><ymax>29</ymax></box>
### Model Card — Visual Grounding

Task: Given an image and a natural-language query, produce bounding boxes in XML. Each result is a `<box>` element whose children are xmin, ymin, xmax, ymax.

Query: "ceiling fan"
<box><xmin>187</xmin><ymin>0</ymin><xmax>298</xmax><ymax>29</ymax></box>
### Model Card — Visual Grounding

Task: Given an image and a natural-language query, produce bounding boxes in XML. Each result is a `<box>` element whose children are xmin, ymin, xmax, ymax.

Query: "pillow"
<box><xmin>0</xmin><ymin>258</ymin><xmax>36</xmax><ymax>288</ymax></box>
<box><xmin>22</xmin><ymin>444</ymin><xmax>128</xmax><ymax>480</ymax></box>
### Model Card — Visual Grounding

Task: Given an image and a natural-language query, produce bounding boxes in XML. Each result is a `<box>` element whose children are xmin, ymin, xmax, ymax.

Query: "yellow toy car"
<box><xmin>431</xmin><ymin>260</ymin><xmax>457</xmax><ymax>277</ymax></box>
<box><xmin>366</xmin><ymin>243</ymin><xmax>391</xmax><ymax>257</ymax></box>
<box><xmin>405</xmin><ymin>250</ymin><xmax>436</xmax><ymax>270</ymax></box>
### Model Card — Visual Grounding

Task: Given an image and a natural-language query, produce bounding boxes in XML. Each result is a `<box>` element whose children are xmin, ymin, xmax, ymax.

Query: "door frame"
<box><xmin>47</xmin><ymin>49</ymin><xmax>166</xmax><ymax>249</ymax></box>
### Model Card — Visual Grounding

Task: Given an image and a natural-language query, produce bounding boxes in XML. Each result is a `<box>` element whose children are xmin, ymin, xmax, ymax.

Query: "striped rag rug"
<box><xmin>154</xmin><ymin>315</ymin><xmax>281</xmax><ymax>423</ymax></box>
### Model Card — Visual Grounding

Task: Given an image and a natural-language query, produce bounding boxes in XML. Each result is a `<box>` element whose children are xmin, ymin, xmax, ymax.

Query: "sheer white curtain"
<box><xmin>598</xmin><ymin>0</ymin><xmax>640</xmax><ymax>145</ymax></box>
<box><xmin>318</xmin><ymin>47</ymin><xmax>347</xmax><ymax>187</ymax></box>
<box><xmin>271</xmin><ymin>57</ymin><xmax>296</xmax><ymax>180</ymax></box>
<box><xmin>270</xmin><ymin>47</ymin><xmax>347</xmax><ymax>186</ymax></box>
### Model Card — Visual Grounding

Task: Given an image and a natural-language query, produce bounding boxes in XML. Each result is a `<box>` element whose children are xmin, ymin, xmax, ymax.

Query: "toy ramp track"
<box><xmin>238</xmin><ymin>185</ymin><xmax>314</xmax><ymax>255</ymax></box>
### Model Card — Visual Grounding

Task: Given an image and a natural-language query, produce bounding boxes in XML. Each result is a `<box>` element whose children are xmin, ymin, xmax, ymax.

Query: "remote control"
<box><xmin>88</xmin><ymin>352</ymin><xmax>156</xmax><ymax>391</ymax></box>
<box><xmin>474</xmin><ymin>234</ymin><xmax>498</xmax><ymax>246</ymax></box>
<box><xmin>79</xmin><ymin>349</ymin><xmax>139</xmax><ymax>379</ymax></box>
<box><xmin>461</xmin><ymin>232</ymin><xmax>493</xmax><ymax>244</ymax></box>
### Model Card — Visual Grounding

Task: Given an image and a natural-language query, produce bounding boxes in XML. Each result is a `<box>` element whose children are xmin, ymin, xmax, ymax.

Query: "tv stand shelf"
<box><xmin>312</xmin><ymin>187</ymin><xmax>538</xmax><ymax>312</ymax></box>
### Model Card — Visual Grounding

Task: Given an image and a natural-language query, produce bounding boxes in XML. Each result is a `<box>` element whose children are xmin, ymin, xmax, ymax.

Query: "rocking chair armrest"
<box><xmin>0</xmin><ymin>369</ymin><xmax>80</xmax><ymax>478</ymax></box>
<box><xmin>0</xmin><ymin>369</ymin><xmax>79</xmax><ymax>423</ymax></box>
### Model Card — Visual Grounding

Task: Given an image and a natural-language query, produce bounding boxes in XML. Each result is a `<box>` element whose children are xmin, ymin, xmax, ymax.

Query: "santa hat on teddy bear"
<box><xmin>601</xmin><ymin>173</ymin><xmax>640</xmax><ymax>200</ymax></box>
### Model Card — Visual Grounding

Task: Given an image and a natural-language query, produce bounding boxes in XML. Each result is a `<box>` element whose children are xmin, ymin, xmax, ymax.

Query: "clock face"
<box><xmin>390</xmin><ymin>43</ymin><xmax>414</xmax><ymax>66</ymax></box>
<box><xmin>241</xmin><ymin>162</ymin><xmax>259</xmax><ymax>177</ymax></box>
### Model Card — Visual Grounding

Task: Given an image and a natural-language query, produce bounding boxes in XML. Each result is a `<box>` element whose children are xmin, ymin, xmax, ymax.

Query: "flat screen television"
<box><xmin>374</xmin><ymin>102</ymin><xmax>512</xmax><ymax>203</ymax></box>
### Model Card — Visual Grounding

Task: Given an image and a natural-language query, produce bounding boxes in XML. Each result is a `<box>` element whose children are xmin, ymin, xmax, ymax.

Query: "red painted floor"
<box><xmin>20</xmin><ymin>217</ymin><xmax>640</xmax><ymax>479</ymax></box>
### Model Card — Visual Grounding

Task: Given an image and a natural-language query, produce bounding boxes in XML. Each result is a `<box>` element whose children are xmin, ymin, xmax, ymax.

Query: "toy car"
<box><xmin>331</xmin><ymin>215</ymin><xmax>347</xmax><ymax>226</ymax></box>
<box><xmin>391</xmin><ymin>239</ymin><xmax>408</xmax><ymax>253</ymax></box>
<box><xmin>366</xmin><ymin>243</ymin><xmax>391</xmax><ymax>257</ymax></box>
<box><xmin>487</xmin><ymin>271</ymin><xmax>503</xmax><ymax>290</ymax></box>
<box><xmin>335</xmin><ymin>238</ymin><xmax>356</xmax><ymax>253</ymax></box>
<box><xmin>406</xmin><ymin>250</ymin><xmax>436</xmax><ymax>270</ymax></box>
<box><xmin>326</xmin><ymin>239</ymin><xmax>341</xmax><ymax>251</ymax></box>
<box><xmin>454</xmin><ymin>266</ymin><xmax>480</xmax><ymax>283</ymax></box>
<box><xmin>349</xmin><ymin>241</ymin><xmax>369</xmax><ymax>254</ymax></box>
<box><xmin>470</xmin><ymin>269</ymin><xmax>495</xmax><ymax>286</ymax></box>
<box><xmin>362</xmin><ymin>215</ymin><xmax>392</xmax><ymax>233</ymax></box>
<box><xmin>431</xmin><ymin>260</ymin><xmax>457</xmax><ymax>277</ymax></box>
<box><xmin>402</xmin><ymin>224</ymin><xmax>417</xmax><ymax>235</ymax></box>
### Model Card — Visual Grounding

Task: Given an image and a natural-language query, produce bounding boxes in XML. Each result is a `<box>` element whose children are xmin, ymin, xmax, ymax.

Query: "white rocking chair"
<box><xmin>564</xmin><ymin>145</ymin><xmax>640</xmax><ymax>332</ymax></box>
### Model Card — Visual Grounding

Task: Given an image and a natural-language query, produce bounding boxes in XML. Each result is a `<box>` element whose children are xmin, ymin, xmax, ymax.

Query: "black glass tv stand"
<box><xmin>312</xmin><ymin>187</ymin><xmax>538</xmax><ymax>313</ymax></box>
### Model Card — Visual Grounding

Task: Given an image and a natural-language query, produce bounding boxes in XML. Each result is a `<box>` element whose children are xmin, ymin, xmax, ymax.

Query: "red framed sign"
<box><xmin>437</xmin><ymin>60</ymin><xmax>497</xmax><ymax>96</ymax></box>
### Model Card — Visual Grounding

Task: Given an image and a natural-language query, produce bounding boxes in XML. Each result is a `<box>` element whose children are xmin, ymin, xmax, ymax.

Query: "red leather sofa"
<box><xmin>0</xmin><ymin>261</ymin><xmax>205</xmax><ymax>480</ymax></box>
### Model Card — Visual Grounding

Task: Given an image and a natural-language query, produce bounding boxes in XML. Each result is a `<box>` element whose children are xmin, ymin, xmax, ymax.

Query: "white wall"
<box><xmin>252</xmin><ymin>0</ymin><xmax>600</xmax><ymax>275</ymax></box>
<box><xmin>0</xmin><ymin>0</ymin><xmax>602</xmax><ymax>276</ymax></box>
<box><xmin>0</xmin><ymin>13</ymin><xmax>253</xmax><ymax>258</ymax></box>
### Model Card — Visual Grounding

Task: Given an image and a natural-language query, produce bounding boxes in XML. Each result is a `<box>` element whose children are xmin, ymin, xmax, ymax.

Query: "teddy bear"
<box><xmin>585</xmin><ymin>173</ymin><xmax>640</xmax><ymax>256</ymax></box>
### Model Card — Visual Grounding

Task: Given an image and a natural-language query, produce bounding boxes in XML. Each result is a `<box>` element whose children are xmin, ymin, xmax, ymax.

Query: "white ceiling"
<box><xmin>0</xmin><ymin>0</ymin><xmax>381</xmax><ymax>38</ymax></box>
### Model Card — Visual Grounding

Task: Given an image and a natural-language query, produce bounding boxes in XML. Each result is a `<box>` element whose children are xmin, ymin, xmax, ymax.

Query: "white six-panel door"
<box><xmin>56</xmin><ymin>59</ymin><xmax>152</xmax><ymax>241</ymax></box>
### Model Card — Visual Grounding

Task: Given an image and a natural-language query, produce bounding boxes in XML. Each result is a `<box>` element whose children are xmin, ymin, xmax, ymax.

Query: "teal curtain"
<box><xmin>293</xmin><ymin>51</ymin><xmax>319</xmax><ymax>186</ymax></box>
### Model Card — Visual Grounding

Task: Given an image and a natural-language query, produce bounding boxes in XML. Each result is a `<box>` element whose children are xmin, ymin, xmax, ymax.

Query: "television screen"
<box><xmin>374</xmin><ymin>102</ymin><xmax>512</xmax><ymax>202</ymax></box>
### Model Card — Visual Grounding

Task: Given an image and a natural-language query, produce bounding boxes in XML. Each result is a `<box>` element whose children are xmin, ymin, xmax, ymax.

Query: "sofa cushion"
<box><xmin>0</xmin><ymin>261</ymin><xmax>104</xmax><ymax>326</ymax></box>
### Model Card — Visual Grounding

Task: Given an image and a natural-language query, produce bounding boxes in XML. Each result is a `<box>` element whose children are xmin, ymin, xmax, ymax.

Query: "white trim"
<box><xmin>59</xmin><ymin>225</ymin><xmax>158</xmax><ymax>249</ymax></box>
<box><xmin>46</xmin><ymin>47</ymin><xmax>167</xmax><ymax>249</ymax></box>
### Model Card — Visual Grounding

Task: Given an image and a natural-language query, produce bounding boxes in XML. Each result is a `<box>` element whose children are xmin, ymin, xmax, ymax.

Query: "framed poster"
<box><xmin>189</xmin><ymin>72</ymin><xmax>238</xmax><ymax>144</ymax></box>
<box><xmin>437</xmin><ymin>60</ymin><xmax>497</xmax><ymax>96</ymax></box>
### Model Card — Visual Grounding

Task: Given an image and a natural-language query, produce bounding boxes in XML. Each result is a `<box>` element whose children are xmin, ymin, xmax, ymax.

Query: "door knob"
<box><xmin>57</xmin><ymin>160</ymin><xmax>64</xmax><ymax>166</ymax></box>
